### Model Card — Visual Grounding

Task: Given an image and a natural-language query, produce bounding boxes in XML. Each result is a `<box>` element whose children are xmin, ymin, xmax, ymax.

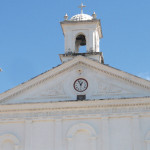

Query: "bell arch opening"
<box><xmin>75</xmin><ymin>34</ymin><xmax>86</xmax><ymax>53</ymax></box>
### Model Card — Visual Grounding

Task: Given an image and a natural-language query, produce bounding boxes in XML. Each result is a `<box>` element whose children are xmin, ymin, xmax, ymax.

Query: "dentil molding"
<box><xmin>0</xmin><ymin>97</ymin><xmax>150</xmax><ymax>120</ymax></box>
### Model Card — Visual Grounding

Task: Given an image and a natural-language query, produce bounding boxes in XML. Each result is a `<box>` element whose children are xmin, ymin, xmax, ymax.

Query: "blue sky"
<box><xmin>0</xmin><ymin>0</ymin><xmax>150</xmax><ymax>93</ymax></box>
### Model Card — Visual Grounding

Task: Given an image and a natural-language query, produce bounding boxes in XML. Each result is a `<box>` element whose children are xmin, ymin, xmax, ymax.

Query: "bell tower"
<box><xmin>60</xmin><ymin>4</ymin><xmax>104</xmax><ymax>63</ymax></box>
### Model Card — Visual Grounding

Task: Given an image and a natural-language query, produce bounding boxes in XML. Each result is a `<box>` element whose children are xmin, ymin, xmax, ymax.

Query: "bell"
<box><xmin>80</xmin><ymin>40</ymin><xmax>86</xmax><ymax>46</ymax></box>
<box><xmin>76</xmin><ymin>35</ymin><xmax>86</xmax><ymax>46</ymax></box>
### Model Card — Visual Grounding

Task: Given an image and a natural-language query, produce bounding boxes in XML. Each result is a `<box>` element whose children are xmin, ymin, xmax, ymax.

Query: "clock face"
<box><xmin>73</xmin><ymin>78</ymin><xmax>88</xmax><ymax>92</ymax></box>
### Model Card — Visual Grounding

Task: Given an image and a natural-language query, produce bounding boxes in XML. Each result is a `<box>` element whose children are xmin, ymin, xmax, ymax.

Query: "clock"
<box><xmin>73</xmin><ymin>78</ymin><xmax>88</xmax><ymax>92</ymax></box>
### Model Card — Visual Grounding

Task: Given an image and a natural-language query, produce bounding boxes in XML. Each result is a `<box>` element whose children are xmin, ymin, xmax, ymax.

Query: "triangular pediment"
<box><xmin>1</xmin><ymin>56</ymin><xmax>150</xmax><ymax>104</ymax></box>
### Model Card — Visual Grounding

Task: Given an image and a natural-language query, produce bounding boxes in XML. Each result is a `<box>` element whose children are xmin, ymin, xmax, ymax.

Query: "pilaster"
<box><xmin>101</xmin><ymin>117</ymin><xmax>109</xmax><ymax>150</ymax></box>
<box><xmin>131</xmin><ymin>115</ymin><xmax>142</xmax><ymax>150</ymax></box>
<box><xmin>24</xmin><ymin>120</ymin><xmax>32</xmax><ymax>150</ymax></box>
<box><xmin>54</xmin><ymin>118</ymin><xmax>63</xmax><ymax>150</ymax></box>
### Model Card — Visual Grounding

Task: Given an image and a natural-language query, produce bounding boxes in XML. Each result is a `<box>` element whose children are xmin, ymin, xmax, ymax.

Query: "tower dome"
<box><xmin>70</xmin><ymin>14</ymin><xmax>93</xmax><ymax>21</ymax></box>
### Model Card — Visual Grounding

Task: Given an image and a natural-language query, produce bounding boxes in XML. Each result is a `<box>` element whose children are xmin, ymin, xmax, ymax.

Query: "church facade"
<box><xmin>1</xmin><ymin>5</ymin><xmax>150</xmax><ymax>150</ymax></box>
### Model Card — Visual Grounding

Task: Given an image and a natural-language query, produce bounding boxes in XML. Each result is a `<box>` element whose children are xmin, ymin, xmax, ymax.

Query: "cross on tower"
<box><xmin>78</xmin><ymin>3</ymin><xmax>86</xmax><ymax>14</ymax></box>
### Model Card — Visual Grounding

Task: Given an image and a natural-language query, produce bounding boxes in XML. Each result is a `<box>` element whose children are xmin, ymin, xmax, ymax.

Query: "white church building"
<box><xmin>1</xmin><ymin>4</ymin><xmax>150</xmax><ymax>150</ymax></box>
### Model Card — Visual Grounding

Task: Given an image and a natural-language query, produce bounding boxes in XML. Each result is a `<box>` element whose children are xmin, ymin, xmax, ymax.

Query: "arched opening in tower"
<box><xmin>75</xmin><ymin>34</ymin><xmax>86</xmax><ymax>53</ymax></box>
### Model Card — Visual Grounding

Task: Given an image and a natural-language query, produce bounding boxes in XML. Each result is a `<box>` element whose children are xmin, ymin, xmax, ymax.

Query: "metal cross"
<box><xmin>78</xmin><ymin>3</ymin><xmax>86</xmax><ymax>14</ymax></box>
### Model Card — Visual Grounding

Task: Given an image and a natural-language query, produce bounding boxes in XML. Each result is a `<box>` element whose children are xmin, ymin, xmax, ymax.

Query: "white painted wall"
<box><xmin>61</xmin><ymin>22</ymin><xmax>101</xmax><ymax>53</ymax></box>
<box><xmin>0</xmin><ymin>111</ymin><xmax>150</xmax><ymax>150</ymax></box>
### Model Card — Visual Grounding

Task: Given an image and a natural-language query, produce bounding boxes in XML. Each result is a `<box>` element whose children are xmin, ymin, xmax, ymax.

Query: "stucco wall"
<box><xmin>0</xmin><ymin>100</ymin><xmax>150</xmax><ymax>150</ymax></box>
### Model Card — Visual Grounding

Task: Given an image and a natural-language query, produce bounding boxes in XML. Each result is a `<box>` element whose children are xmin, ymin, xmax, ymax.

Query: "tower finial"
<box><xmin>64</xmin><ymin>13</ymin><xmax>68</xmax><ymax>20</ymax></box>
<box><xmin>78</xmin><ymin>3</ymin><xmax>86</xmax><ymax>14</ymax></box>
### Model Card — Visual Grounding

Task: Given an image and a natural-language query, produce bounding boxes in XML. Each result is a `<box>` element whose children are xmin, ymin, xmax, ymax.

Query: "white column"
<box><xmin>65</xmin><ymin>32</ymin><xmax>69</xmax><ymax>53</ymax></box>
<box><xmin>24</xmin><ymin>120</ymin><xmax>32</xmax><ymax>150</ymax></box>
<box><xmin>101</xmin><ymin>117</ymin><xmax>109</xmax><ymax>150</ymax></box>
<box><xmin>88</xmin><ymin>30</ymin><xmax>94</xmax><ymax>52</ymax></box>
<box><xmin>55</xmin><ymin>118</ymin><xmax>63</xmax><ymax>150</ymax></box>
<box><xmin>95</xmin><ymin>31</ymin><xmax>100</xmax><ymax>52</ymax></box>
<box><xmin>132</xmin><ymin>115</ymin><xmax>142</xmax><ymax>150</ymax></box>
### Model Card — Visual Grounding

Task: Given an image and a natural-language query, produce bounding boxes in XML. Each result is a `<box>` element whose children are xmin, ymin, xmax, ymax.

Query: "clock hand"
<box><xmin>78</xmin><ymin>80</ymin><xmax>81</xmax><ymax>86</ymax></box>
<box><xmin>78</xmin><ymin>80</ymin><xmax>82</xmax><ymax>86</ymax></box>
<box><xmin>80</xmin><ymin>82</ymin><xmax>83</xmax><ymax>86</ymax></box>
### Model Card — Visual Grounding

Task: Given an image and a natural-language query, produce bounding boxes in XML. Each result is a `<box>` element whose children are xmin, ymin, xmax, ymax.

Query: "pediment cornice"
<box><xmin>1</xmin><ymin>56</ymin><xmax>150</xmax><ymax>103</ymax></box>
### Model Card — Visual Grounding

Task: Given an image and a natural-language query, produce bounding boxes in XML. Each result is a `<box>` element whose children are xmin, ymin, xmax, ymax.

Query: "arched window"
<box><xmin>75</xmin><ymin>34</ymin><xmax>86</xmax><ymax>53</ymax></box>
<box><xmin>66</xmin><ymin>123</ymin><xmax>97</xmax><ymax>150</ymax></box>
<box><xmin>0</xmin><ymin>134</ymin><xmax>20</xmax><ymax>150</ymax></box>
<box><xmin>2</xmin><ymin>140</ymin><xmax>14</xmax><ymax>150</ymax></box>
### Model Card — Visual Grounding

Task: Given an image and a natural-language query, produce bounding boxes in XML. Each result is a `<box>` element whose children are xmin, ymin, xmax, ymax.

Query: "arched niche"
<box><xmin>66</xmin><ymin>123</ymin><xmax>97</xmax><ymax>150</ymax></box>
<box><xmin>0</xmin><ymin>134</ymin><xmax>20</xmax><ymax>150</ymax></box>
<box><xmin>73</xmin><ymin>31</ymin><xmax>88</xmax><ymax>53</ymax></box>
<box><xmin>75</xmin><ymin>33</ymin><xmax>86</xmax><ymax>53</ymax></box>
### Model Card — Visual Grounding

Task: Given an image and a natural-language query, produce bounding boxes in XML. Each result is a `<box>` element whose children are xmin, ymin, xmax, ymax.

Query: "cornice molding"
<box><xmin>1</xmin><ymin>56</ymin><xmax>150</xmax><ymax>103</ymax></box>
<box><xmin>0</xmin><ymin>97</ymin><xmax>150</xmax><ymax>120</ymax></box>
<box><xmin>82</xmin><ymin>62</ymin><xmax>150</xmax><ymax>89</ymax></box>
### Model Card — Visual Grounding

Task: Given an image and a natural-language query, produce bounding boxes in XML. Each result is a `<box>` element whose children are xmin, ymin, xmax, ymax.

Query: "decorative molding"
<box><xmin>96</xmin><ymin>83</ymin><xmax>122</xmax><ymax>94</ymax></box>
<box><xmin>94</xmin><ymin>81</ymin><xmax>134</xmax><ymax>96</ymax></box>
<box><xmin>0</xmin><ymin>134</ymin><xmax>20</xmax><ymax>150</ymax></box>
<box><xmin>80</xmin><ymin>61</ymin><xmax>150</xmax><ymax>90</ymax></box>
<box><xmin>24</xmin><ymin>81</ymin><xmax>68</xmax><ymax>100</ymax></box>
<box><xmin>66</xmin><ymin>123</ymin><xmax>97</xmax><ymax>150</ymax></box>
<box><xmin>67</xmin><ymin>123</ymin><xmax>96</xmax><ymax>138</ymax></box>
<box><xmin>1</xmin><ymin>56</ymin><xmax>150</xmax><ymax>103</ymax></box>
<box><xmin>0</xmin><ymin>63</ymin><xmax>77</xmax><ymax>103</ymax></box>
<box><xmin>0</xmin><ymin>98</ymin><xmax>149</xmax><ymax>120</ymax></box>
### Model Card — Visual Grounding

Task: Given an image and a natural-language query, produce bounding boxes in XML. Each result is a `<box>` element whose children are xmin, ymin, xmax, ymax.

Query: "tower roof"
<box><xmin>69</xmin><ymin>3</ymin><xmax>94</xmax><ymax>21</ymax></box>
<box><xmin>70</xmin><ymin>14</ymin><xmax>93</xmax><ymax>21</ymax></box>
